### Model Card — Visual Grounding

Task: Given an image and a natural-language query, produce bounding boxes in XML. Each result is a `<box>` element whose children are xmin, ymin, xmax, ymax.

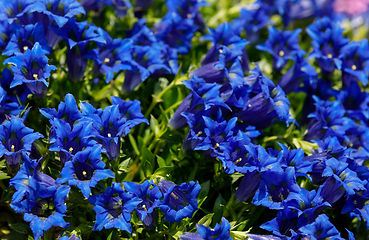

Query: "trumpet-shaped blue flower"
<box><xmin>48</xmin><ymin>119</ymin><xmax>96</xmax><ymax>166</ymax></box>
<box><xmin>0</xmin><ymin>0</ymin><xmax>34</xmax><ymax>24</ymax></box>
<box><xmin>307</xmin><ymin>17</ymin><xmax>349</xmax><ymax>75</ymax></box>
<box><xmin>4</xmin><ymin>42</ymin><xmax>57</xmax><ymax>97</ymax></box>
<box><xmin>89</xmin><ymin>182</ymin><xmax>141</xmax><ymax>232</ymax></box>
<box><xmin>123</xmin><ymin>180</ymin><xmax>162</xmax><ymax>229</ymax></box>
<box><xmin>3</xmin><ymin>23</ymin><xmax>50</xmax><ymax>56</ymax></box>
<box><xmin>256</xmin><ymin>26</ymin><xmax>304</xmax><ymax>71</ymax></box>
<box><xmin>52</xmin><ymin>19</ymin><xmax>105</xmax><ymax>80</ymax></box>
<box><xmin>180</xmin><ymin>217</ymin><xmax>232</xmax><ymax>240</ymax></box>
<box><xmin>157</xmin><ymin>180</ymin><xmax>201</xmax><ymax>223</ymax></box>
<box><xmin>299</xmin><ymin>214</ymin><xmax>342</xmax><ymax>240</ymax></box>
<box><xmin>31</xmin><ymin>0</ymin><xmax>86</xmax><ymax>28</ymax></box>
<box><xmin>0</xmin><ymin>86</ymin><xmax>25</xmax><ymax>124</ymax></box>
<box><xmin>56</xmin><ymin>146</ymin><xmax>115</xmax><ymax>198</ymax></box>
<box><xmin>10</xmin><ymin>167</ymin><xmax>71</xmax><ymax>240</ymax></box>
<box><xmin>0</xmin><ymin>116</ymin><xmax>43</xmax><ymax>171</ymax></box>
<box><xmin>339</xmin><ymin>39</ymin><xmax>369</xmax><ymax>86</ymax></box>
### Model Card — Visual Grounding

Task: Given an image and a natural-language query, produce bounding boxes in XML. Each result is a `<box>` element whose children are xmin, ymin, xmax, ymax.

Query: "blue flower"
<box><xmin>237</xmin><ymin>65</ymin><xmax>291</xmax><ymax>129</ymax></box>
<box><xmin>89</xmin><ymin>182</ymin><xmax>141</xmax><ymax>232</ymax></box>
<box><xmin>4</xmin><ymin>42</ymin><xmax>57</xmax><ymax>97</ymax></box>
<box><xmin>339</xmin><ymin>39</ymin><xmax>369</xmax><ymax>87</ymax></box>
<box><xmin>299</xmin><ymin>214</ymin><xmax>342</xmax><ymax>240</ymax></box>
<box><xmin>10</xmin><ymin>167</ymin><xmax>71</xmax><ymax>240</ymax></box>
<box><xmin>0</xmin><ymin>86</ymin><xmax>26</xmax><ymax>124</ymax></box>
<box><xmin>253</xmin><ymin>167</ymin><xmax>301</xmax><ymax>210</ymax></box>
<box><xmin>0</xmin><ymin>0</ymin><xmax>34</xmax><ymax>24</ymax></box>
<box><xmin>31</xmin><ymin>0</ymin><xmax>86</xmax><ymax>28</ymax></box>
<box><xmin>56</xmin><ymin>146</ymin><xmax>115</xmax><ymax>198</ymax></box>
<box><xmin>316</xmin><ymin>176</ymin><xmax>346</xmax><ymax>205</ymax></box>
<box><xmin>123</xmin><ymin>180</ymin><xmax>162</xmax><ymax>229</ymax></box>
<box><xmin>256</xmin><ymin>26</ymin><xmax>304</xmax><ymax>71</ymax></box>
<box><xmin>231</xmin><ymin>8</ymin><xmax>270</xmax><ymax>43</ymax></box>
<box><xmin>157</xmin><ymin>180</ymin><xmax>201</xmax><ymax>223</ymax></box>
<box><xmin>0</xmin><ymin>116</ymin><xmax>43</xmax><ymax>172</ymax></box>
<box><xmin>307</xmin><ymin>17</ymin><xmax>349</xmax><ymax>75</ymax></box>
<box><xmin>102</xmin><ymin>0</ymin><xmax>132</xmax><ymax>17</ymax></box>
<box><xmin>92</xmin><ymin>29</ymin><xmax>132</xmax><ymax>83</ymax></box>
<box><xmin>51</xmin><ymin>18</ymin><xmax>106</xmax><ymax>81</ymax></box>
<box><xmin>278</xmin><ymin>52</ymin><xmax>317</xmax><ymax>94</ymax></box>
<box><xmin>48</xmin><ymin>119</ymin><xmax>96</xmax><ymax>166</ymax></box>
<box><xmin>2</xmin><ymin>23</ymin><xmax>50</xmax><ymax>56</ymax></box>
<box><xmin>181</xmin><ymin>217</ymin><xmax>232</xmax><ymax>240</ymax></box>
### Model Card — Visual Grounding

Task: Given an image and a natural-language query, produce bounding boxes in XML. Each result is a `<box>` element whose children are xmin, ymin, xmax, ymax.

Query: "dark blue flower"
<box><xmin>157</xmin><ymin>180</ymin><xmax>201</xmax><ymax>223</ymax></box>
<box><xmin>56</xmin><ymin>146</ymin><xmax>115</xmax><ymax>198</ymax></box>
<box><xmin>316</xmin><ymin>176</ymin><xmax>346</xmax><ymax>205</ymax></box>
<box><xmin>0</xmin><ymin>116</ymin><xmax>43</xmax><ymax>172</ymax></box>
<box><xmin>123</xmin><ymin>180</ymin><xmax>162</xmax><ymax>229</ymax></box>
<box><xmin>0</xmin><ymin>86</ymin><xmax>26</xmax><ymax>124</ymax></box>
<box><xmin>102</xmin><ymin>0</ymin><xmax>132</xmax><ymax>17</ymax></box>
<box><xmin>0</xmin><ymin>0</ymin><xmax>34</xmax><ymax>24</ymax></box>
<box><xmin>4</xmin><ymin>42</ymin><xmax>57</xmax><ymax>97</ymax></box>
<box><xmin>89</xmin><ymin>182</ymin><xmax>141</xmax><ymax>232</ymax></box>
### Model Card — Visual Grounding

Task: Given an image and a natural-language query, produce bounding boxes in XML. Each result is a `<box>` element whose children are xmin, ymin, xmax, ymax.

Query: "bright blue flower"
<box><xmin>31</xmin><ymin>0</ymin><xmax>86</xmax><ymax>28</ymax></box>
<box><xmin>89</xmin><ymin>182</ymin><xmax>141</xmax><ymax>232</ymax></box>
<box><xmin>256</xmin><ymin>26</ymin><xmax>304</xmax><ymax>71</ymax></box>
<box><xmin>0</xmin><ymin>86</ymin><xmax>26</xmax><ymax>124</ymax></box>
<box><xmin>155</xmin><ymin>11</ymin><xmax>197</xmax><ymax>54</ymax></box>
<box><xmin>4</xmin><ymin>42</ymin><xmax>57</xmax><ymax>98</ymax></box>
<box><xmin>2</xmin><ymin>23</ymin><xmax>50</xmax><ymax>56</ymax></box>
<box><xmin>278</xmin><ymin>52</ymin><xmax>317</xmax><ymax>94</ymax></box>
<box><xmin>110</xmin><ymin>97</ymin><xmax>148</xmax><ymax>124</ymax></box>
<box><xmin>10</xmin><ymin>167</ymin><xmax>71</xmax><ymax>240</ymax></box>
<box><xmin>165</xmin><ymin>0</ymin><xmax>208</xmax><ymax>32</ymax></box>
<box><xmin>102</xmin><ymin>0</ymin><xmax>132</xmax><ymax>17</ymax></box>
<box><xmin>40</xmin><ymin>93</ymin><xmax>83</xmax><ymax>126</ymax></box>
<box><xmin>0</xmin><ymin>19</ymin><xmax>11</xmax><ymax>50</ymax></box>
<box><xmin>0</xmin><ymin>116</ymin><xmax>43</xmax><ymax>172</ymax></box>
<box><xmin>253</xmin><ymin>167</ymin><xmax>301</xmax><ymax>210</ymax></box>
<box><xmin>52</xmin><ymin>19</ymin><xmax>106</xmax><ymax>80</ymax></box>
<box><xmin>123</xmin><ymin>180</ymin><xmax>162</xmax><ymax>229</ymax></box>
<box><xmin>260</xmin><ymin>203</ymin><xmax>300</xmax><ymax>239</ymax></box>
<box><xmin>316</xmin><ymin>176</ymin><xmax>346</xmax><ymax>205</ymax></box>
<box><xmin>231</xmin><ymin>8</ymin><xmax>270</xmax><ymax>43</ymax></box>
<box><xmin>157</xmin><ymin>180</ymin><xmax>201</xmax><ymax>223</ymax></box>
<box><xmin>299</xmin><ymin>214</ymin><xmax>342</xmax><ymax>240</ymax></box>
<box><xmin>56</xmin><ymin>146</ymin><xmax>115</xmax><ymax>198</ymax></box>
<box><xmin>238</xmin><ymin>65</ymin><xmax>291</xmax><ymax>129</ymax></box>
<box><xmin>354</xmin><ymin>204</ymin><xmax>369</xmax><ymax>229</ymax></box>
<box><xmin>59</xmin><ymin>234</ymin><xmax>81</xmax><ymax>240</ymax></box>
<box><xmin>92</xmin><ymin>29</ymin><xmax>132</xmax><ymax>83</ymax></box>
<box><xmin>307</xmin><ymin>17</ymin><xmax>349</xmax><ymax>75</ymax></box>
<box><xmin>339</xmin><ymin>39</ymin><xmax>369</xmax><ymax>87</ymax></box>
<box><xmin>48</xmin><ymin>119</ymin><xmax>96</xmax><ymax>166</ymax></box>
<box><xmin>201</xmin><ymin>22</ymin><xmax>248</xmax><ymax>71</ymax></box>
<box><xmin>0</xmin><ymin>0</ymin><xmax>34</xmax><ymax>24</ymax></box>
<box><xmin>180</xmin><ymin>217</ymin><xmax>232</xmax><ymax>240</ymax></box>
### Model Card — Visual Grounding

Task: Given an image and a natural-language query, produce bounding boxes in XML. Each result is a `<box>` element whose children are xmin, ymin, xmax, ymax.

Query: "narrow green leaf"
<box><xmin>128</xmin><ymin>134</ymin><xmax>140</xmax><ymax>156</ymax></box>
<box><xmin>156</xmin><ymin>155</ymin><xmax>166</xmax><ymax>168</ymax></box>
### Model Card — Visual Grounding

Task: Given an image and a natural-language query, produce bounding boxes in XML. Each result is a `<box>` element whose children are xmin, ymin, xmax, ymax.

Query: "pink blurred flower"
<box><xmin>333</xmin><ymin>0</ymin><xmax>369</xmax><ymax>16</ymax></box>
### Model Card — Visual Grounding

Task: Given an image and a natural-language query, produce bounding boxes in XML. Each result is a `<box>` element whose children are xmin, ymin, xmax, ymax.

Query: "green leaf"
<box><xmin>213</xmin><ymin>194</ymin><xmax>226</xmax><ymax>223</ymax></box>
<box><xmin>0</xmin><ymin>171</ymin><xmax>10</xmax><ymax>180</ymax></box>
<box><xmin>92</xmin><ymin>84</ymin><xmax>111</xmax><ymax>101</ymax></box>
<box><xmin>142</xmin><ymin>147</ymin><xmax>155</xmax><ymax>176</ymax></box>
<box><xmin>197</xmin><ymin>213</ymin><xmax>214</xmax><ymax>227</ymax></box>
<box><xmin>118</xmin><ymin>158</ymin><xmax>132</xmax><ymax>173</ymax></box>
<box><xmin>198</xmin><ymin>181</ymin><xmax>210</xmax><ymax>207</ymax></box>
<box><xmin>230</xmin><ymin>231</ymin><xmax>247</xmax><ymax>240</ymax></box>
<box><xmin>150</xmin><ymin>114</ymin><xmax>160</xmax><ymax>137</ymax></box>
<box><xmin>107</xmin><ymin>229</ymin><xmax>117</xmax><ymax>240</ymax></box>
<box><xmin>128</xmin><ymin>134</ymin><xmax>140</xmax><ymax>156</ymax></box>
<box><xmin>156</xmin><ymin>155</ymin><xmax>166</xmax><ymax>168</ymax></box>
<box><xmin>152</xmin><ymin>166</ymin><xmax>172</xmax><ymax>178</ymax></box>
<box><xmin>0</xmin><ymin>159</ymin><xmax>7</xmax><ymax>169</ymax></box>
<box><xmin>9</xmin><ymin>223</ymin><xmax>30</xmax><ymax>234</ymax></box>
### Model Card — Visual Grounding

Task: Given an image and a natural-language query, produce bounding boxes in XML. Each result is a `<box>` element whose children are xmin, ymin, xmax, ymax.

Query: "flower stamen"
<box><xmin>214</xmin><ymin>143</ymin><xmax>220</xmax><ymax>149</ymax></box>
<box><xmin>11</xmin><ymin>145</ymin><xmax>15</xmax><ymax>152</ymax></box>
<box><xmin>196</xmin><ymin>131</ymin><xmax>202</xmax><ymax>137</ymax></box>
<box><xmin>327</xmin><ymin>53</ymin><xmax>333</xmax><ymax>58</ymax></box>
<box><xmin>23</xmin><ymin>46</ymin><xmax>28</xmax><ymax>52</ymax></box>
<box><xmin>171</xmin><ymin>192</ymin><xmax>179</xmax><ymax>199</ymax></box>
<box><xmin>279</xmin><ymin>50</ymin><xmax>284</xmax><ymax>57</ymax></box>
<box><xmin>142</xmin><ymin>204</ymin><xmax>147</xmax><ymax>211</ymax></box>
<box><xmin>103</xmin><ymin>58</ymin><xmax>110</xmax><ymax>64</ymax></box>
<box><xmin>107</xmin><ymin>133</ymin><xmax>112</xmax><ymax>138</ymax></box>
<box><xmin>351</xmin><ymin>65</ymin><xmax>357</xmax><ymax>70</ymax></box>
<box><xmin>33</xmin><ymin>74</ymin><xmax>38</xmax><ymax>80</ymax></box>
<box><xmin>69</xmin><ymin>147</ymin><xmax>73</xmax><ymax>154</ymax></box>
<box><xmin>234</xmin><ymin>158</ymin><xmax>242</xmax><ymax>164</ymax></box>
